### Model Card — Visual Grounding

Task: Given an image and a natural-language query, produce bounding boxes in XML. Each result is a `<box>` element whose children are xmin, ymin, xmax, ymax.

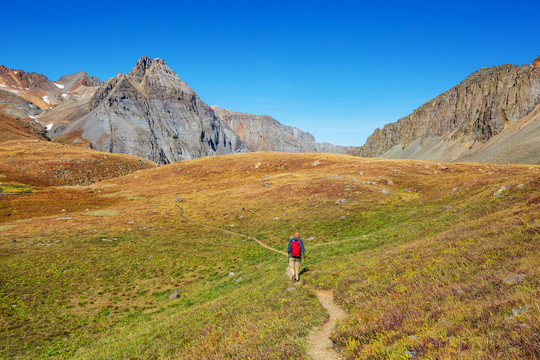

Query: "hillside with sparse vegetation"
<box><xmin>1</xmin><ymin>143</ymin><xmax>538</xmax><ymax>359</ymax></box>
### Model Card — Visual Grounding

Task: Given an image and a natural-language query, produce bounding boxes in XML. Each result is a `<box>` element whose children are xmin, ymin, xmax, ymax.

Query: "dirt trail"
<box><xmin>307</xmin><ymin>290</ymin><xmax>346</xmax><ymax>360</ymax></box>
<box><xmin>175</xmin><ymin>204</ymin><xmax>345</xmax><ymax>359</ymax></box>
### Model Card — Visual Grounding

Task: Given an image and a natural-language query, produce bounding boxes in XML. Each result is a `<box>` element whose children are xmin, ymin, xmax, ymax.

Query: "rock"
<box><xmin>272</xmin><ymin>217</ymin><xmax>280</xmax><ymax>220</ymax></box>
<box><xmin>175</xmin><ymin>196</ymin><xmax>183</xmax><ymax>203</ymax></box>
<box><xmin>381</xmin><ymin>189</ymin><xmax>390</xmax><ymax>195</ymax></box>
<box><xmin>437</xmin><ymin>163</ymin><xmax>448</xmax><ymax>170</ymax></box>
<box><xmin>387</xmin><ymin>179</ymin><xmax>394</xmax><ymax>185</ymax></box>
<box><xmin>286</xmin><ymin>287</ymin><xmax>297</xmax><ymax>292</ymax></box>
<box><xmin>56</xmin><ymin>217</ymin><xmax>73</xmax><ymax>221</ymax></box>
<box><xmin>493</xmin><ymin>185</ymin><xmax>510</xmax><ymax>196</ymax></box>
<box><xmin>305</xmin><ymin>237</ymin><xmax>316</xmax><ymax>241</ymax></box>
<box><xmin>11</xmin><ymin>239</ymin><xmax>17</xmax><ymax>243</ymax></box>
<box><xmin>403</xmin><ymin>349</ymin><xmax>416</xmax><ymax>358</ymax></box>
<box><xmin>228</xmin><ymin>272</ymin><xmax>235</xmax><ymax>277</ymax></box>
<box><xmin>358</xmin><ymin>171</ymin><xmax>365</xmax><ymax>175</ymax></box>
<box><xmin>443</xmin><ymin>205</ymin><xmax>453</xmax><ymax>210</ymax></box>
<box><xmin>517</xmin><ymin>184</ymin><xmax>524</xmax><ymax>189</ymax></box>
<box><xmin>367</xmin><ymin>180</ymin><xmax>376</xmax><ymax>185</ymax></box>
<box><xmin>235</xmin><ymin>277</ymin><xmax>243</xmax><ymax>282</ymax></box>
<box><xmin>335</xmin><ymin>199</ymin><xmax>348</xmax><ymax>205</ymax></box>
<box><xmin>503</xmin><ymin>273</ymin><xmax>527</xmax><ymax>285</ymax></box>
<box><xmin>168</xmin><ymin>292</ymin><xmax>180</xmax><ymax>299</ymax></box>
<box><xmin>339</xmin><ymin>216</ymin><xmax>346</xmax><ymax>221</ymax></box>
<box><xmin>228</xmin><ymin>224</ymin><xmax>235</xmax><ymax>227</ymax></box>
<box><xmin>262</xmin><ymin>182</ymin><xmax>269</xmax><ymax>187</ymax></box>
<box><xmin>512</xmin><ymin>305</ymin><xmax>531</xmax><ymax>316</ymax></box>
<box><xmin>149</xmin><ymin>255</ymin><xmax>154</xmax><ymax>259</ymax></box>
<box><xmin>311</xmin><ymin>160</ymin><xmax>321</xmax><ymax>166</ymax></box>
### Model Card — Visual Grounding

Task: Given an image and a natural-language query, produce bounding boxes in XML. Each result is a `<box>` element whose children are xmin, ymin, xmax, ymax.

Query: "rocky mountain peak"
<box><xmin>533</xmin><ymin>55</ymin><xmax>540</xmax><ymax>68</ymax></box>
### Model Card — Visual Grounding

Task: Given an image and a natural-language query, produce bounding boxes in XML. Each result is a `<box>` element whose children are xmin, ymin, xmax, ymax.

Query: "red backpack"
<box><xmin>291</xmin><ymin>240</ymin><xmax>301</xmax><ymax>258</ymax></box>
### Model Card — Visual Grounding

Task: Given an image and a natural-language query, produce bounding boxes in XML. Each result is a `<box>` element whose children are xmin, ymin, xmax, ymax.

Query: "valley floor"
<box><xmin>1</xmin><ymin>146</ymin><xmax>539</xmax><ymax>359</ymax></box>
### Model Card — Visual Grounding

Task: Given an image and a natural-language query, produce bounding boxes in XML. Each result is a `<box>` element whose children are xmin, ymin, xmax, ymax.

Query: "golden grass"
<box><xmin>0</xmin><ymin>148</ymin><xmax>538</xmax><ymax>359</ymax></box>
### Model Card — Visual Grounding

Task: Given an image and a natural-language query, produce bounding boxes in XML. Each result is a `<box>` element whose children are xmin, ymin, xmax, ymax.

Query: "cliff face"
<box><xmin>354</xmin><ymin>57</ymin><xmax>540</xmax><ymax>164</ymax></box>
<box><xmin>211</xmin><ymin>106</ymin><xmax>349</xmax><ymax>154</ymax></box>
<box><xmin>51</xmin><ymin>57</ymin><xmax>249</xmax><ymax>164</ymax></box>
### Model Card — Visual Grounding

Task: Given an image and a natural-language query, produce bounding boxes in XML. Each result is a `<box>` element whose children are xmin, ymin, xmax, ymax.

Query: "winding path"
<box><xmin>175</xmin><ymin>204</ymin><xmax>345</xmax><ymax>359</ymax></box>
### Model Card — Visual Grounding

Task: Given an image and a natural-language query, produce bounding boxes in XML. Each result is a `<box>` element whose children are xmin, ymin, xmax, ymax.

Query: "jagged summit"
<box><xmin>532</xmin><ymin>55</ymin><xmax>540</xmax><ymax>68</ymax></box>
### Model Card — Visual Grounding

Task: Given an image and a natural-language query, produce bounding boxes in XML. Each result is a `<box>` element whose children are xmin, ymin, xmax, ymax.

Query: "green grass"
<box><xmin>1</xmin><ymin>152</ymin><xmax>538</xmax><ymax>359</ymax></box>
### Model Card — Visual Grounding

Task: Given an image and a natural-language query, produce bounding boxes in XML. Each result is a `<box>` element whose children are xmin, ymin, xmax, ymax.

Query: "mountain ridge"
<box><xmin>354</xmin><ymin>56</ymin><xmax>540</xmax><ymax>164</ymax></box>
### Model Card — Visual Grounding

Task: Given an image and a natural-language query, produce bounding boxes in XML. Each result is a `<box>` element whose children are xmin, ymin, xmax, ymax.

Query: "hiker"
<box><xmin>287</xmin><ymin>232</ymin><xmax>305</xmax><ymax>282</ymax></box>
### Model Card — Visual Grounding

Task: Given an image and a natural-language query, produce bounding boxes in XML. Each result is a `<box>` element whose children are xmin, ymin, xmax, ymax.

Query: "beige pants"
<box><xmin>289</xmin><ymin>257</ymin><xmax>301</xmax><ymax>281</ymax></box>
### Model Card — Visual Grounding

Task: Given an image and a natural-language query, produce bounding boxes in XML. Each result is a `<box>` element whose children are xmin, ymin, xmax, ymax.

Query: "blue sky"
<box><xmin>3</xmin><ymin>0</ymin><xmax>539</xmax><ymax>146</ymax></box>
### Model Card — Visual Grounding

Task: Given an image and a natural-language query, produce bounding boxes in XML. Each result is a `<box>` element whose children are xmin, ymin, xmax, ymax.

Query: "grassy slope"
<box><xmin>0</xmin><ymin>150</ymin><xmax>538</xmax><ymax>359</ymax></box>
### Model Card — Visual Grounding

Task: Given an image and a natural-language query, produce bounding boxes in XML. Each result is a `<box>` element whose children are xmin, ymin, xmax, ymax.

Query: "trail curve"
<box><xmin>175</xmin><ymin>204</ymin><xmax>345</xmax><ymax>359</ymax></box>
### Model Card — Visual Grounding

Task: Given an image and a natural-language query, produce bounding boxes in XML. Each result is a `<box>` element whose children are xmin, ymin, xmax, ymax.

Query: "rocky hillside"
<box><xmin>211</xmin><ymin>106</ymin><xmax>349</xmax><ymax>154</ymax></box>
<box><xmin>354</xmin><ymin>56</ymin><xmax>540</xmax><ymax>164</ymax></box>
<box><xmin>44</xmin><ymin>57</ymin><xmax>346</xmax><ymax>163</ymax></box>
<box><xmin>0</xmin><ymin>64</ymin><xmax>101</xmax><ymax>143</ymax></box>
<box><xmin>48</xmin><ymin>57</ymin><xmax>249</xmax><ymax>164</ymax></box>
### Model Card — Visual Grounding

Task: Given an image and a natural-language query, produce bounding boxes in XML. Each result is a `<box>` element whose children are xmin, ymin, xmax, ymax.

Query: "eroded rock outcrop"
<box><xmin>211</xmin><ymin>106</ymin><xmax>349</xmax><ymax>154</ymax></box>
<box><xmin>354</xmin><ymin>56</ymin><xmax>540</xmax><ymax>164</ymax></box>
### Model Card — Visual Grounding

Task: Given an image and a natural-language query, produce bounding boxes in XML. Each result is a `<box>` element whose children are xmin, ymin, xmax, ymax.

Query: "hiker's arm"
<box><xmin>287</xmin><ymin>240</ymin><xmax>292</xmax><ymax>254</ymax></box>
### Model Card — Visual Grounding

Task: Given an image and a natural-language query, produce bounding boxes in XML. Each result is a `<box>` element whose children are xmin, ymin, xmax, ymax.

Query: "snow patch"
<box><xmin>43</xmin><ymin>96</ymin><xmax>50</xmax><ymax>104</ymax></box>
<box><xmin>10</xmin><ymin>90</ymin><xmax>19</xmax><ymax>93</ymax></box>
<box><xmin>62</xmin><ymin>94</ymin><xmax>67</xmax><ymax>98</ymax></box>
<box><xmin>11</xmin><ymin>85</ymin><xmax>16</xmax><ymax>88</ymax></box>
<box><xmin>25</xmin><ymin>88</ymin><xmax>29</xmax><ymax>90</ymax></box>
<box><xmin>14</xmin><ymin>71</ymin><xmax>17</xmax><ymax>74</ymax></box>
<box><xmin>0</xmin><ymin>84</ymin><xmax>6</xmax><ymax>87</ymax></box>
<box><xmin>46</xmin><ymin>123</ymin><xmax>53</xmax><ymax>131</ymax></box>
<box><xmin>53</xmin><ymin>83</ymin><xmax>64</xmax><ymax>89</ymax></box>
<box><xmin>29</xmin><ymin>115</ymin><xmax>38</xmax><ymax>119</ymax></box>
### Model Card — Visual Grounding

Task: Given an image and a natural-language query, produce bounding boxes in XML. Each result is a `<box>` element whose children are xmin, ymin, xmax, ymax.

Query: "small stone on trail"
<box><xmin>311</xmin><ymin>160</ymin><xmax>321</xmax><ymax>166</ymax></box>
<box><xmin>503</xmin><ymin>273</ymin><xmax>527</xmax><ymax>285</ymax></box>
<box><xmin>381</xmin><ymin>189</ymin><xmax>390</xmax><ymax>195</ymax></box>
<box><xmin>335</xmin><ymin>199</ymin><xmax>347</xmax><ymax>205</ymax></box>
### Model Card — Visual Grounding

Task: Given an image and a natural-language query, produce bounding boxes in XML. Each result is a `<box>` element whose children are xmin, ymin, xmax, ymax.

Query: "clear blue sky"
<box><xmin>3</xmin><ymin>0</ymin><xmax>539</xmax><ymax>146</ymax></box>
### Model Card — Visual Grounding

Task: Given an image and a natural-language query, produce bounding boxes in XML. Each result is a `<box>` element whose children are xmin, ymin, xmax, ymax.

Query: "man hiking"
<box><xmin>287</xmin><ymin>232</ymin><xmax>305</xmax><ymax>282</ymax></box>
